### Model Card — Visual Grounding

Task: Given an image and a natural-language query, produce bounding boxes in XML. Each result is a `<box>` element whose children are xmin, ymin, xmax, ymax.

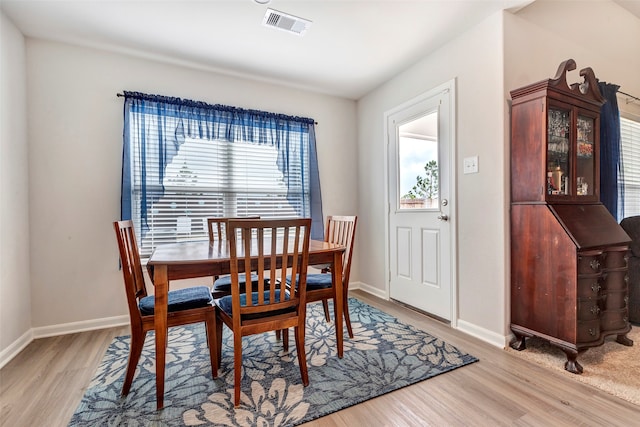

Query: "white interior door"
<box><xmin>386</xmin><ymin>82</ymin><xmax>454</xmax><ymax>321</ymax></box>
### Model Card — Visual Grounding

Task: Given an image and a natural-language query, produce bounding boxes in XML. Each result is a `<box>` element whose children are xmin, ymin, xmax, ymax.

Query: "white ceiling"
<box><xmin>1</xmin><ymin>0</ymin><xmax>638</xmax><ymax>100</ymax></box>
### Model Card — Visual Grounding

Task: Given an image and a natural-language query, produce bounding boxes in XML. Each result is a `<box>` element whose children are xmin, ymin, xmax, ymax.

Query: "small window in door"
<box><xmin>398</xmin><ymin>110</ymin><xmax>439</xmax><ymax>209</ymax></box>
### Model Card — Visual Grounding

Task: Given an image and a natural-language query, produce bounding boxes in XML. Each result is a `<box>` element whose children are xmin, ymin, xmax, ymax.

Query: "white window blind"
<box><xmin>620</xmin><ymin>116</ymin><xmax>640</xmax><ymax>219</ymax></box>
<box><xmin>129</xmin><ymin>119</ymin><xmax>310</xmax><ymax>260</ymax></box>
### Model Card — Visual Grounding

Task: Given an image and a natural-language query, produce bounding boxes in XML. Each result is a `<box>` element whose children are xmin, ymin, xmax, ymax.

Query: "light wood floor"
<box><xmin>1</xmin><ymin>290</ymin><xmax>639</xmax><ymax>426</ymax></box>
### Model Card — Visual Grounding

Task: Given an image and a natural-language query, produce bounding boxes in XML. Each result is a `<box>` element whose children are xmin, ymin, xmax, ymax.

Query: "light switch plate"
<box><xmin>463</xmin><ymin>156</ymin><xmax>479</xmax><ymax>174</ymax></box>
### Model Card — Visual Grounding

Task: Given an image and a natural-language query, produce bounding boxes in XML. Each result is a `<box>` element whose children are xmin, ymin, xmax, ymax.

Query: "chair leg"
<box><xmin>294</xmin><ymin>325</ymin><xmax>309</xmax><ymax>386</ymax></box>
<box><xmin>275</xmin><ymin>329</ymin><xmax>281</xmax><ymax>340</ymax></box>
<box><xmin>122</xmin><ymin>329</ymin><xmax>146</xmax><ymax>396</ymax></box>
<box><xmin>321</xmin><ymin>299</ymin><xmax>330</xmax><ymax>322</ymax></box>
<box><xmin>205</xmin><ymin>312</ymin><xmax>218</xmax><ymax>378</ymax></box>
<box><xmin>215</xmin><ymin>315</ymin><xmax>223</xmax><ymax>370</ymax></box>
<box><xmin>233</xmin><ymin>333</ymin><xmax>243</xmax><ymax>407</ymax></box>
<box><xmin>343</xmin><ymin>297</ymin><xmax>354</xmax><ymax>339</ymax></box>
<box><xmin>283</xmin><ymin>328</ymin><xmax>289</xmax><ymax>352</ymax></box>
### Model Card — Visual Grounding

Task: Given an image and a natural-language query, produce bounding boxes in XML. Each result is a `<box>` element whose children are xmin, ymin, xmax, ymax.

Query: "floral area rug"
<box><xmin>69</xmin><ymin>299</ymin><xmax>478</xmax><ymax>426</ymax></box>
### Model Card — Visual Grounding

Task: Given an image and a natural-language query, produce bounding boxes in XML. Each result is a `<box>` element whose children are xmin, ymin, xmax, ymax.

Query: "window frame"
<box><xmin>121</xmin><ymin>93</ymin><xmax>322</xmax><ymax>260</ymax></box>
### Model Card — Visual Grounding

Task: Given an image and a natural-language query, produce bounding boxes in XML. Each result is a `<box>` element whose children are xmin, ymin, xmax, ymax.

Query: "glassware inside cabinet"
<box><xmin>547</xmin><ymin>108</ymin><xmax>571</xmax><ymax>195</ymax></box>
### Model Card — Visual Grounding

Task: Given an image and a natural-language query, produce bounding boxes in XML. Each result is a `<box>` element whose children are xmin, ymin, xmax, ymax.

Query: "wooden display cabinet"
<box><xmin>509</xmin><ymin>59</ymin><xmax>632</xmax><ymax>373</ymax></box>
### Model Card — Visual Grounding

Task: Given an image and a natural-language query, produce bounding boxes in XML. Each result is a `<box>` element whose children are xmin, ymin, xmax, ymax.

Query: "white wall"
<box><xmin>25</xmin><ymin>39</ymin><xmax>357</xmax><ymax>329</ymax></box>
<box><xmin>505</xmin><ymin>1</ymin><xmax>640</xmax><ymax>118</ymax></box>
<box><xmin>357</xmin><ymin>12</ymin><xmax>508</xmax><ymax>344</ymax></box>
<box><xmin>0</xmin><ymin>11</ymin><xmax>31</xmax><ymax>363</ymax></box>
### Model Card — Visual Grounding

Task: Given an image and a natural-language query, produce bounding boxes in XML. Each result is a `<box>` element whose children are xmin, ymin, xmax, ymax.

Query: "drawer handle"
<box><xmin>590</xmin><ymin>306</ymin><xmax>600</xmax><ymax>315</ymax></box>
<box><xmin>591</xmin><ymin>282</ymin><xmax>601</xmax><ymax>293</ymax></box>
<box><xmin>590</xmin><ymin>259</ymin><xmax>600</xmax><ymax>271</ymax></box>
<box><xmin>589</xmin><ymin>328</ymin><xmax>597</xmax><ymax>336</ymax></box>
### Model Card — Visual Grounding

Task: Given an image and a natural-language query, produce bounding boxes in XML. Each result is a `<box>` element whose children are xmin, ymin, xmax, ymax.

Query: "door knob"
<box><xmin>438</xmin><ymin>214</ymin><xmax>449</xmax><ymax>221</ymax></box>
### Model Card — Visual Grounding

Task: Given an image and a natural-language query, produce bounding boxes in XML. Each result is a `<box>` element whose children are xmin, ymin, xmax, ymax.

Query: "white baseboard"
<box><xmin>349</xmin><ymin>281</ymin><xmax>388</xmax><ymax>300</ymax></box>
<box><xmin>33</xmin><ymin>315</ymin><xmax>130</xmax><ymax>339</ymax></box>
<box><xmin>351</xmin><ymin>283</ymin><xmax>509</xmax><ymax>349</ymax></box>
<box><xmin>456</xmin><ymin>319</ymin><xmax>508</xmax><ymax>348</ymax></box>
<box><xmin>1</xmin><ymin>297</ymin><xmax>508</xmax><ymax>370</ymax></box>
<box><xmin>0</xmin><ymin>329</ymin><xmax>34</xmax><ymax>370</ymax></box>
<box><xmin>0</xmin><ymin>315</ymin><xmax>130</xmax><ymax>370</ymax></box>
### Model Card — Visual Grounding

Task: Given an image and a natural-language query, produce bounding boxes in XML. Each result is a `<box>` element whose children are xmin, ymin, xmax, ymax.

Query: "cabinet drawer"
<box><xmin>577</xmin><ymin>251</ymin><xmax>603</xmax><ymax>274</ymax></box>
<box><xmin>604</xmin><ymin>246</ymin><xmax>629</xmax><ymax>269</ymax></box>
<box><xmin>577</xmin><ymin>275</ymin><xmax>602</xmax><ymax>298</ymax></box>
<box><xmin>601</xmin><ymin>308</ymin><xmax>628</xmax><ymax>331</ymax></box>
<box><xmin>601</xmin><ymin>269</ymin><xmax>629</xmax><ymax>291</ymax></box>
<box><xmin>577</xmin><ymin>297</ymin><xmax>601</xmax><ymax>320</ymax></box>
<box><xmin>602</xmin><ymin>289</ymin><xmax>628</xmax><ymax>310</ymax></box>
<box><xmin>577</xmin><ymin>319</ymin><xmax>600</xmax><ymax>343</ymax></box>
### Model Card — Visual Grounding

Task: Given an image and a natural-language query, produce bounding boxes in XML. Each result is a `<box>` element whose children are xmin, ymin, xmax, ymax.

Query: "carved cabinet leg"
<box><xmin>510</xmin><ymin>334</ymin><xmax>527</xmax><ymax>351</ymax></box>
<box><xmin>616</xmin><ymin>333</ymin><xmax>633</xmax><ymax>346</ymax></box>
<box><xmin>562</xmin><ymin>349</ymin><xmax>584</xmax><ymax>374</ymax></box>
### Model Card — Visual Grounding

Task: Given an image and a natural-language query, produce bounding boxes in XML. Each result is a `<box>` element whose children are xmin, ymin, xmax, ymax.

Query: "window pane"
<box><xmin>129</xmin><ymin>129</ymin><xmax>310</xmax><ymax>259</ymax></box>
<box><xmin>576</xmin><ymin>115</ymin><xmax>595</xmax><ymax>196</ymax></box>
<box><xmin>398</xmin><ymin>110</ymin><xmax>439</xmax><ymax>209</ymax></box>
<box><xmin>547</xmin><ymin>107</ymin><xmax>571</xmax><ymax>195</ymax></box>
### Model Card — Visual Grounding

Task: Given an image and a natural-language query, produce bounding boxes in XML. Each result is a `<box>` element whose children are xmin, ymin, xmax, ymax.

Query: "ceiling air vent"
<box><xmin>262</xmin><ymin>8</ymin><xmax>312</xmax><ymax>36</ymax></box>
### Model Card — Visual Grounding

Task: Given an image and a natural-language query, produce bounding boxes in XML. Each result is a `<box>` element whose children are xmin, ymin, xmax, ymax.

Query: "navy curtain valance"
<box><xmin>122</xmin><ymin>91</ymin><xmax>316</xmax><ymax>125</ymax></box>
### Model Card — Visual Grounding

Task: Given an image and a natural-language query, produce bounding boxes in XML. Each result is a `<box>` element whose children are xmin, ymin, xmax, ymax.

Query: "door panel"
<box><xmin>422</xmin><ymin>229</ymin><xmax>438</xmax><ymax>285</ymax></box>
<box><xmin>396</xmin><ymin>227</ymin><xmax>412</xmax><ymax>278</ymax></box>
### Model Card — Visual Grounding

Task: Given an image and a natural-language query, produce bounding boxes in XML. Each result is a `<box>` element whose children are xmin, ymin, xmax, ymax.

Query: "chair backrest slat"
<box><xmin>227</xmin><ymin>218</ymin><xmax>311</xmax><ymax>319</ymax></box>
<box><xmin>207</xmin><ymin>216</ymin><xmax>261</xmax><ymax>243</ymax></box>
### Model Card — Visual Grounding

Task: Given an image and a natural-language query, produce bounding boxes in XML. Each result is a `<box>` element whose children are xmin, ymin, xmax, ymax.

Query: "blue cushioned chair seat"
<box><xmin>287</xmin><ymin>274</ymin><xmax>333</xmax><ymax>290</ymax></box>
<box><xmin>216</xmin><ymin>289</ymin><xmax>289</xmax><ymax>316</ymax></box>
<box><xmin>139</xmin><ymin>286</ymin><xmax>212</xmax><ymax>315</ymax></box>
<box><xmin>212</xmin><ymin>273</ymin><xmax>260</xmax><ymax>290</ymax></box>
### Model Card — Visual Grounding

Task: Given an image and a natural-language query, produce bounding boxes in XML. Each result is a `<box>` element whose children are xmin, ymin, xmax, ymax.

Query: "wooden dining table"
<box><xmin>147</xmin><ymin>238</ymin><xmax>346</xmax><ymax>409</ymax></box>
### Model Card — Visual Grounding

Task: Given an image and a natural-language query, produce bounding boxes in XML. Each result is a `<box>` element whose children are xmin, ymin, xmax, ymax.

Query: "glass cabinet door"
<box><xmin>547</xmin><ymin>107</ymin><xmax>571</xmax><ymax>196</ymax></box>
<box><xmin>576</xmin><ymin>114</ymin><xmax>595</xmax><ymax>196</ymax></box>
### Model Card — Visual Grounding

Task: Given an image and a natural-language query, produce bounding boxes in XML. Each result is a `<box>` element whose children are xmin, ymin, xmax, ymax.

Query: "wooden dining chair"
<box><xmin>286</xmin><ymin>215</ymin><xmax>357</xmax><ymax>342</ymax></box>
<box><xmin>113</xmin><ymin>220</ymin><xmax>218</xmax><ymax>396</ymax></box>
<box><xmin>207</xmin><ymin>216</ymin><xmax>261</xmax><ymax>298</ymax></box>
<box><xmin>214</xmin><ymin>218</ymin><xmax>311</xmax><ymax>406</ymax></box>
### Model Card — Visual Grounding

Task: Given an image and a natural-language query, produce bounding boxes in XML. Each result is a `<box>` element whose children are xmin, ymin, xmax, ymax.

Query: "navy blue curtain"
<box><xmin>598</xmin><ymin>82</ymin><xmax>622</xmax><ymax>219</ymax></box>
<box><xmin>121</xmin><ymin>91</ymin><xmax>324</xmax><ymax>240</ymax></box>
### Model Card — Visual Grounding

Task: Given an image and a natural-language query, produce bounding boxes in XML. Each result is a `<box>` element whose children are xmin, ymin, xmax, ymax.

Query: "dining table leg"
<box><xmin>333</xmin><ymin>252</ymin><xmax>344</xmax><ymax>358</ymax></box>
<box><xmin>153</xmin><ymin>264</ymin><xmax>168</xmax><ymax>410</ymax></box>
